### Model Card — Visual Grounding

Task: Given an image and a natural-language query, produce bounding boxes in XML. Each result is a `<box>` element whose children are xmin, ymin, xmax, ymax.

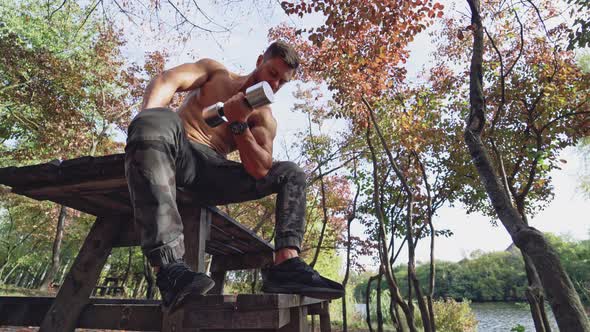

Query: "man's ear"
<box><xmin>256</xmin><ymin>55</ymin><xmax>263</xmax><ymax>67</ymax></box>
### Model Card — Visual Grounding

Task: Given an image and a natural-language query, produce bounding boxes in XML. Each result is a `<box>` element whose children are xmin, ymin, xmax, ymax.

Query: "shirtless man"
<box><xmin>125</xmin><ymin>41</ymin><xmax>343</xmax><ymax>311</ymax></box>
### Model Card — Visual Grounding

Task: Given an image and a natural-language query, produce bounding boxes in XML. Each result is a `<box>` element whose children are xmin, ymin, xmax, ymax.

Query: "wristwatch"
<box><xmin>229</xmin><ymin>121</ymin><xmax>249</xmax><ymax>135</ymax></box>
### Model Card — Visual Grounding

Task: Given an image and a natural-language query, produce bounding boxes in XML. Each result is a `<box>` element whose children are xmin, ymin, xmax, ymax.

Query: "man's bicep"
<box><xmin>250</xmin><ymin>120</ymin><xmax>276</xmax><ymax>156</ymax></box>
<box><xmin>162</xmin><ymin>59</ymin><xmax>225</xmax><ymax>92</ymax></box>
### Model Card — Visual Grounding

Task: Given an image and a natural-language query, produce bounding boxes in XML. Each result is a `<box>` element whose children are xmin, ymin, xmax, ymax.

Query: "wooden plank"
<box><xmin>39</xmin><ymin>216</ymin><xmax>120</xmax><ymax>332</ymax></box>
<box><xmin>60</xmin><ymin>154</ymin><xmax>125</xmax><ymax>180</ymax></box>
<box><xmin>206</xmin><ymin>240</ymin><xmax>235</xmax><ymax>256</ymax></box>
<box><xmin>235</xmin><ymin>294</ymin><xmax>324</xmax><ymax>310</ymax></box>
<box><xmin>0</xmin><ymin>296</ymin><xmax>48</xmax><ymax>326</ymax></box>
<box><xmin>0</xmin><ymin>160</ymin><xmax>60</xmax><ymax>188</ymax></box>
<box><xmin>79</xmin><ymin>303</ymin><xmax>161</xmax><ymax>331</ymax></box>
<box><xmin>0</xmin><ymin>296</ymin><xmax>161</xmax><ymax>331</ymax></box>
<box><xmin>211</xmin><ymin>218</ymin><xmax>273</xmax><ymax>252</ymax></box>
<box><xmin>182</xmin><ymin>207</ymin><xmax>210</xmax><ymax>273</ymax></box>
<box><xmin>111</xmin><ymin>214</ymin><xmax>265</xmax><ymax>258</ymax></box>
<box><xmin>183</xmin><ymin>306</ymin><xmax>291</xmax><ymax>330</ymax></box>
<box><xmin>210</xmin><ymin>224</ymin><xmax>256</xmax><ymax>252</ymax></box>
<box><xmin>17</xmin><ymin>178</ymin><xmax>128</xmax><ymax>199</ymax></box>
<box><xmin>1</xmin><ymin>295</ymin><xmax>327</xmax><ymax>331</ymax></box>
<box><xmin>208</xmin><ymin>206</ymin><xmax>273</xmax><ymax>251</ymax></box>
<box><xmin>210</xmin><ymin>252</ymin><xmax>274</xmax><ymax>272</ymax></box>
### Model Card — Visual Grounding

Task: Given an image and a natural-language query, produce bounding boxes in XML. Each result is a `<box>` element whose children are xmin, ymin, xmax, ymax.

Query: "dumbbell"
<box><xmin>203</xmin><ymin>81</ymin><xmax>275</xmax><ymax>127</ymax></box>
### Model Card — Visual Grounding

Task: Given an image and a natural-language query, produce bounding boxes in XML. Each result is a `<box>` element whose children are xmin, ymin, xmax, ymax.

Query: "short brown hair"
<box><xmin>263</xmin><ymin>41</ymin><xmax>300</xmax><ymax>70</ymax></box>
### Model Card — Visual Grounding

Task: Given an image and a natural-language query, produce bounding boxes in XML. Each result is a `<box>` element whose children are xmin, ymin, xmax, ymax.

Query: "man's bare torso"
<box><xmin>177</xmin><ymin>68</ymin><xmax>272</xmax><ymax>156</ymax></box>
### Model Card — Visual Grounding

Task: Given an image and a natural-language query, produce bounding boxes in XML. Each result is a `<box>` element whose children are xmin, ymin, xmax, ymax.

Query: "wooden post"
<box><xmin>209</xmin><ymin>256</ymin><xmax>226</xmax><ymax>295</ymax></box>
<box><xmin>282</xmin><ymin>306</ymin><xmax>309</xmax><ymax>332</ymax></box>
<box><xmin>40</xmin><ymin>216</ymin><xmax>121</xmax><ymax>332</ymax></box>
<box><xmin>162</xmin><ymin>206</ymin><xmax>210</xmax><ymax>331</ymax></box>
<box><xmin>318</xmin><ymin>302</ymin><xmax>331</xmax><ymax>332</ymax></box>
<box><xmin>182</xmin><ymin>207</ymin><xmax>210</xmax><ymax>273</ymax></box>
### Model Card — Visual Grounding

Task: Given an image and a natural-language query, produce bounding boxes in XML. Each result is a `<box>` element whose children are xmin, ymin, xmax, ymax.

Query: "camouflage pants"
<box><xmin>125</xmin><ymin>108</ymin><xmax>307</xmax><ymax>266</ymax></box>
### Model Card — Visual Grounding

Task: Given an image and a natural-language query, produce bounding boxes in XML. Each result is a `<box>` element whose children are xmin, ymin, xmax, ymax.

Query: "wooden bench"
<box><xmin>93</xmin><ymin>277</ymin><xmax>125</xmax><ymax>297</ymax></box>
<box><xmin>0</xmin><ymin>154</ymin><xmax>331</xmax><ymax>332</ymax></box>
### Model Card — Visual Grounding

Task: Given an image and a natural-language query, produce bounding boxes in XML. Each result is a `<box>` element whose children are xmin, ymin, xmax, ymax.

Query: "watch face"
<box><xmin>229</xmin><ymin>121</ymin><xmax>248</xmax><ymax>135</ymax></box>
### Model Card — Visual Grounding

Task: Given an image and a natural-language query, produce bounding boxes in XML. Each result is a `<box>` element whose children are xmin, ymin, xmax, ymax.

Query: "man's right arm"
<box><xmin>141</xmin><ymin>58</ymin><xmax>226</xmax><ymax>111</ymax></box>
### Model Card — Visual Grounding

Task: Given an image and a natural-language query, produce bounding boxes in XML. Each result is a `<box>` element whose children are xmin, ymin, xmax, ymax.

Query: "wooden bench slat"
<box><xmin>0</xmin><ymin>294</ymin><xmax>327</xmax><ymax>331</ymax></box>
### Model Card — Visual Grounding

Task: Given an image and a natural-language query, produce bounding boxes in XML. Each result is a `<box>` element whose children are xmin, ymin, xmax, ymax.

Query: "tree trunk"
<box><xmin>392</xmin><ymin>296</ymin><xmax>406</xmax><ymax>332</ymax></box>
<box><xmin>342</xmin><ymin>162</ymin><xmax>360</xmax><ymax>332</ymax></box>
<box><xmin>2</xmin><ymin>261</ymin><xmax>21</xmax><ymax>284</ymax></box>
<box><xmin>57</xmin><ymin>259</ymin><xmax>70</xmax><ymax>286</ymax></box>
<box><xmin>464</xmin><ymin>1</ymin><xmax>590</xmax><ymax>330</ymax></box>
<box><xmin>365</xmin><ymin>123</ymin><xmax>418</xmax><ymax>332</ymax></box>
<box><xmin>16</xmin><ymin>270</ymin><xmax>26</xmax><ymax>287</ymax></box>
<box><xmin>516</xmin><ymin>202</ymin><xmax>552</xmax><ymax>332</ymax></box>
<box><xmin>521</xmin><ymin>245</ymin><xmax>552</xmax><ymax>332</ymax></box>
<box><xmin>0</xmin><ymin>252</ymin><xmax>12</xmax><ymax>282</ymax></box>
<box><xmin>366</xmin><ymin>275</ymin><xmax>376</xmax><ymax>332</ymax></box>
<box><xmin>342</xmin><ymin>218</ymin><xmax>353</xmax><ymax>332</ymax></box>
<box><xmin>122</xmin><ymin>247</ymin><xmax>133</xmax><ymax>288</ymax></box>
<box><xmin>250</xmin><ymin>269</ymin><xmax>258</xmax><ymax>293</ymax></box>
<box><xmin>376</xmin><ymin>271</ymin><xmax>384</xmax><ymax>332</ymax></box>
<box><xmin>33</xmin><ymin>263</ymin><xmax>48</xmax><ymax>288</ymax></box>
<box><xmin>310</xmin><ymin>173</ymin><xmax>329</xmax><ymax>268</ymax></box>
<box><xmin>133</xmin><ymin>275</ymin><xmax>145</xmax><ymax>298</ymax></box>
<box><xmin>39</xmin><ymin>205</ymin><xmax>67</xmax><ymax>290</ymax></box>
<box><xmin>407</xmin><ymin>205</ymin><xmax>432</xmax><ymax>332</ymax></box>
<box><xmin>143</xmin><ymin>254</ymin><xmax>155</xmax><ymax>299</ymax></box>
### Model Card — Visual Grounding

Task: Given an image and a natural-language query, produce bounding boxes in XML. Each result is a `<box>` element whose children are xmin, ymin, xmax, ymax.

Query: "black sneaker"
<box><xmin>261</xmin><ymin>257</ymin><xmax>344</xmax><ymax>300</ymax></box>
<box><xmin>156</xmin><ymin>261</ymin><xmax>215</xmax><ymax>311</ymax></box>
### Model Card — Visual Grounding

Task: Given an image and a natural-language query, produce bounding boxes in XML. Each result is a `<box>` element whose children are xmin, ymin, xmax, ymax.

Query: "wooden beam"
<box><xmin>1</xmin><ymin>296</ymin><xmax>161</xmax><ymax>331</ymax></box>
<box><xmin>39</xmin><ymin>216</ymin><xmax>121</xmax><ymax>332</ymax></box>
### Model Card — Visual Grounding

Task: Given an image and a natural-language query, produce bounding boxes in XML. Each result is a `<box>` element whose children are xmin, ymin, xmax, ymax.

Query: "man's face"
<box><xmin>254</xmin><ymin>56</ymin><xmax>296</xmax><ymax>93</ymax></box>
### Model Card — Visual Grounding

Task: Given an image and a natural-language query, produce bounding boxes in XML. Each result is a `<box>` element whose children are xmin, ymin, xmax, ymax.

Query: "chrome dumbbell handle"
<box><xmin>203</xmin><ymin>81</ymin><xmax>274</xmax><ymax>127</ymax></box>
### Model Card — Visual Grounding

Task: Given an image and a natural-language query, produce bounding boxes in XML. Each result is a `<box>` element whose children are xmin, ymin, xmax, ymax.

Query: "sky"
<box><xmin>116</xmin><ymin>0</ymin><xmax>589</xmax><ymax>266</ymax></box>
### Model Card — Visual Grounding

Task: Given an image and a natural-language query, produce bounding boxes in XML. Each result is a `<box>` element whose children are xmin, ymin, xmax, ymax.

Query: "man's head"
<box><xmin>254</xmin><ymin>41</ymin><xmax>300</xmax><ymax>93</ymax></box>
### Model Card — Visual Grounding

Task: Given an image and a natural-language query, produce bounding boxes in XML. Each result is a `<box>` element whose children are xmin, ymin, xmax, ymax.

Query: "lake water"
<box><xmin>355</xmin><ymin>302</ymin><xmax>560</xmax><ymax>331</ymax></box>
<box><xmin>471</xmin><ymin>302</ymin><xmax>558</xmax><ymax>332</ymax></box>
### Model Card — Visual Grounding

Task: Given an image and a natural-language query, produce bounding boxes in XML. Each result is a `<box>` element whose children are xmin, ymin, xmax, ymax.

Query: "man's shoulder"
<box><xmin>196</xmin><ymin>58</ymin><xmax>229</xmax><ymax>77</ymax></box>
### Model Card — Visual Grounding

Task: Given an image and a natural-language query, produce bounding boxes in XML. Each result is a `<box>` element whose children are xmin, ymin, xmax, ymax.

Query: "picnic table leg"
<box><xmin>318</xmin><ymin>302</ymin><xmax>331</xmax><ymax>332</ymax></box>
<box><xmin>39</xmin><ymin>215</ymin><xmax>122</xmax><ymax>332</ymax></box>
<box><xmin>209</xmin><ymin>256</ymin><xmax>226</xmax><ymax>294</ymax></box>
<box><xmin>162</xmin><ymin>207</ymin><xmax>210</xmax><ymax>332</ymax></box>
<box><xmin>281</xmin><ymin>306</ymin><xmax>309</xmax><ymax>332</ymax></box>
<box><xmin>182</xmin><ymin>207</ymin><xmax>210</xmax><ymax>273</ymax></box>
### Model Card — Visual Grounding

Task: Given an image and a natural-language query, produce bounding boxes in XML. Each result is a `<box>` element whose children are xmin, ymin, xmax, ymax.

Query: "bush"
<box><xmin>432</xmin><ymin>299</ymin><xmax>478</xmax><ymax>332</ymax></box>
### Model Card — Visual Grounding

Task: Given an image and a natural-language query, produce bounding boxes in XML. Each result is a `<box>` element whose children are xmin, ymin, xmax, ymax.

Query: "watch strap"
<box><xmin>229</xmin><ymin>121</ymin><xmax>248</xmax><ymax>135</ymax></box>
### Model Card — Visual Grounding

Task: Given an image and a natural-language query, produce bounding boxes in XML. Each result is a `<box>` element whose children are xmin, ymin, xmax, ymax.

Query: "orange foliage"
<box><xmin>271</xmin><ymin>0</ymin><xmax>444</xmax><ymax>123</ymax></box>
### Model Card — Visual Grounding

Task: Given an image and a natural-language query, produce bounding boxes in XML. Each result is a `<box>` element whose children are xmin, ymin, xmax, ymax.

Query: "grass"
<box><xmin>0</xmin><ymin>284</ymin><xmax>55</xmax><ymax>297</ymax></box>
